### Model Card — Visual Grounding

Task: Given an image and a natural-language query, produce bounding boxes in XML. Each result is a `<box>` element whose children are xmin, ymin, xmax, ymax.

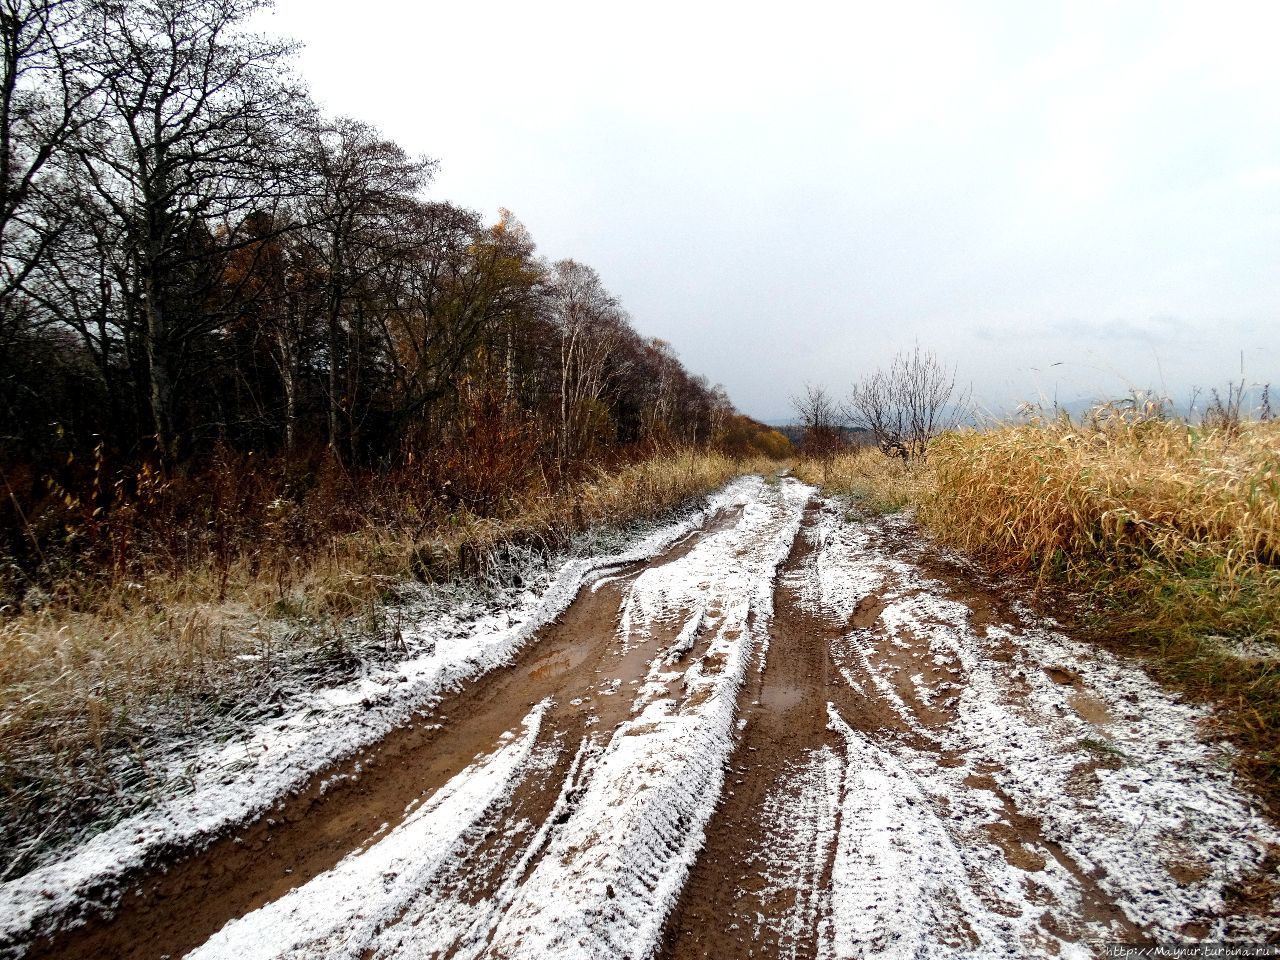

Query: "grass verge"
<box><xmin>0</xmin><ymin>449</ymin><xmax>755</xmax><ymax>875</ymax></box>
<box><xmin>799</xmin><ymin>412</ymin><xmax>1280</xmax><ymax>809</ymax></box>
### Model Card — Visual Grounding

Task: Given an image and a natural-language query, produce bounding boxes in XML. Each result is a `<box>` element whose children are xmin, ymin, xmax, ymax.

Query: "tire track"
<box><xmin>23</xmin><ymin>504</ymin><xmax>745</xmax><ymax>960</ymax></box>
<box><xmin>11</xmin><ymin>480</ymin><xmax>1280</xmax><ymax>959</ymax></box>
<box><xmin>656</xmin><ymin>500</ymin><xmax>842</xmax><ymax>960</ymax></box>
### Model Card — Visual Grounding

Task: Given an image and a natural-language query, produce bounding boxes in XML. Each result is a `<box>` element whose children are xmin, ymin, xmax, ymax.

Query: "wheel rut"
<box><xmin>658</xmin><ymin>500</ymin><xmax>842</xmax><ymax>960</ymax></box>
<box><xmin>658</xmin><ymin>497</ymin><xmax>1153</xmax><ymax>959</ymax></box>
<box><xmin>26</xmin><ymin>508</ymin><xmax>738</xmax><ymax>960</ymax></box>
<box><xmin>12</xmin><ymin>482</ymin><xmax>1280</xmax><ymax>959</ymax></box>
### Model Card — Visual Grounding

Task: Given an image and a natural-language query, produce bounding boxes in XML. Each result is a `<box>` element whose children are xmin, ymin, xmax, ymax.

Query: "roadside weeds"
<box><xmin>796</xmin><ymin>415</ymin><xmax>1280</xmax><ymax>812</ymax></box>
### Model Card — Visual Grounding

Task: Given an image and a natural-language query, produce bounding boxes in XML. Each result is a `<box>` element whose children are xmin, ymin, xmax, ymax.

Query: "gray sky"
<box><xmin>268</xmin><ymin>0</ymin><xmax>1280</xmax><ymax>421</ymax></box>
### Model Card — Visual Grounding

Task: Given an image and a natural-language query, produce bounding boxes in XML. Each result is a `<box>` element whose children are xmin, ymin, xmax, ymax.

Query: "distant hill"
<box><xmin>773</xmin><ymin>424</ymin><xmax>872</xmax><ymax>446</ymax></box>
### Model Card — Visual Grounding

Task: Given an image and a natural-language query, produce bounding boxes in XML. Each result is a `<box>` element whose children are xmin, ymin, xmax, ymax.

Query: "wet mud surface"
<box><xmin>14</xmin><ymin>484</ymin><xmax>1279</xmax><ymax>960</ymax></box>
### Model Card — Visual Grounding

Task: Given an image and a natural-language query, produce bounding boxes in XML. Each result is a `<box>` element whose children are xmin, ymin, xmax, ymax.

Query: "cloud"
<box><xmin>268</xmin><ymin>0</ymin><xmax>1280</xmax><ymax>418</ymax></box>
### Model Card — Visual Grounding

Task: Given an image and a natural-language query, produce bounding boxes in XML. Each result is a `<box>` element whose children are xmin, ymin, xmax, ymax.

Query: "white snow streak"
<box><xmin>479</xmin><ymin>477</ymin><xmax>809</xmax><ymax>959</ymax></box>
<box><xmin>749</xmin><ymin>746</ymin><xmax>842</xmax><ymax>956</ymax></box>
<box><xmin>188</xmin><ymin>702</ymin><xmax>549</xmax><ymax>960</ymax></box>
<box><xmin>0</xmin><ymin>478</ymin><xmax>759</xmax><ymax>947</ymax></box>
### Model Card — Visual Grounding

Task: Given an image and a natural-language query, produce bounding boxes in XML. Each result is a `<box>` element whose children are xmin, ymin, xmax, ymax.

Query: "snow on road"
<box><xmin>177</xmin><ymin>476</ymin><xmax>809</xmax><ymax>959</ymax></box>
<box><xmin>481</xmin><ymin>478</ymin><xmax>807</xmax><ymax>958</ymax></box>
<box><xmin>0</xmin><ymin>478</ymin><xmax>760</xmax><ymax>950</ymax></box>
<box><xmin>802</xmin><ymin>500</ymin><xmax>1280</xmax><ymax>953</ymax></box>
<box><xmin>189</xmin><ymin>702</ymin><xmax>549</xmax><ymax>960</ymax></box>
<box><xmin>5</xmin><ymin>477</ymin><xmax>1278</xmax><ymax>960</ymax></box>
<box><xmin>744</xmin><ymin>745</ymin><xmax>842</xmax><ymax>953</ymax></box>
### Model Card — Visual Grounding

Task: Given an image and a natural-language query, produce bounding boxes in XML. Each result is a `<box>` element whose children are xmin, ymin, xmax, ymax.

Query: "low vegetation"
<box><xmin>799</xmin><ymin>399</ymin><xmax>1280</xmax><ymax>806</ymax></box>
<box><xmin>793</xmin><ymin>445</ymin><xmax>926</xmax><ymax>514</ymax></box>
<box><xmin>0</xmin><ymin>447</ymin><xmax>772</xmax><ymax>875</ymax></box>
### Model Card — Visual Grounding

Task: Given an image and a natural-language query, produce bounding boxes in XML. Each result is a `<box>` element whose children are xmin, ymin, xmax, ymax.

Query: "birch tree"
<box><xmin>549</xmin><ymin>259</ymin><xmax>629</xmax><ymax>465</ymax></box>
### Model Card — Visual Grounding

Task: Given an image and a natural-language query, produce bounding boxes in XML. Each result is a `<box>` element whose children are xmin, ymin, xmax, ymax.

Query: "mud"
<box><xmin>25</xmin><ymin>514</ymin><xmax>721</xmax><ymax>960</ymax></box>
<box><xmin>659</xmin><ymin>497</ymin><xmax>1153</xmax><ymax>958</ymax></box>
<box><xmin>10</xmin><ymin>488</ymin><xmax>1278</xmax><ymax>960</ymax></box>
<box><xmin>657</xmin><ymin>501</ymin><xmax>841</xmax><ymax>960</ymax></box>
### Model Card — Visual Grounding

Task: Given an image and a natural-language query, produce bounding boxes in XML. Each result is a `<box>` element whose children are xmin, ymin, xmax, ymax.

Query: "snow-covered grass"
<box><xmin>0</xmin><ymin>476</ymin><xmax>761</xmax><ymax>949</ymax></box>
<box><xmin>0</xmin><ymin>451</ymin><xmax>750</xmax><ymax>879</ymax></box>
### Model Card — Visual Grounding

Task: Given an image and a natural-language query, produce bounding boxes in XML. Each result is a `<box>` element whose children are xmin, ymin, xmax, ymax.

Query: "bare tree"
<box><xmin>295</xmin><ymin>116</ymin><xmax>434</xmax><ymax>459</ymax></box>
<box><xmin>846</xmin><ymin>345</ymin><xmax>964</xmax><ymax>462</ymax></box>
<box><xmin>377</xmin><ymin>203</ymin><xmax>543</xmax><ymax>443</ymax></box>
<box><xmin>71</xmin><ymin>0</ymin><xmax>313</xmax><ymax>463</ymax></box>
<box><xmin>791</xmin><ymin>383</ymin><xmax>843</xmax><ymax>464</ymax></box>
<box><xmin>0</xmin><ymin>0</ymin><xmax>94</xmax><ymax>307</ymax></box>
<box><xmin>549</xmin><ymin>259</ymin><xmax>629</xmax><ymax>466</ymax></box>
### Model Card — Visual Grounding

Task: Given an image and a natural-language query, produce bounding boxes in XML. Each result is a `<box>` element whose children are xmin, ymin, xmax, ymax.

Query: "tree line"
<box><xmin>0</xmin><ymin>0</ymin><xmax>742</xmax><ymax>495</ymax></box>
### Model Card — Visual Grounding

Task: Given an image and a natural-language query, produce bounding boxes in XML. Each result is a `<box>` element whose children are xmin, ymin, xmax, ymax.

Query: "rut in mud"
<box><xmin>658</xmin><ymin>506</ymin><xmax>845</xmax><ymax>960</ymax></box>
<box><xmin>3</xmin><ymin>476</ymin><xmax>1278</xmax><ymax>960</ymax></box>
<box><xmin>17</xmin><ymin>507</ymin><xmax>743</xmax><ymax>960</ymax></box>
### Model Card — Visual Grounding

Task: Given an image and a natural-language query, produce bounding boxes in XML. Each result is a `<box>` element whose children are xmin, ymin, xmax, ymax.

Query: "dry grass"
<box><xmin>922</xmin><ymin>411</ymin><xmax>1280</xmax><ymax>802</ymax></box>
<box><xmin>792</xmin><ymin>446</ymin><xmax>934</xmax><ymax>514</ymax></box>
<box><xmin>798</xmin><ymin>410</ymin><xmax>1280</xmax><ymax>806</ymax></box>
<box><xmin>0</xmin><ymin>449</ymin><xmax>750</xmax><ymax>872</ymax></box>
<box><xmin>922</xmin><ymin>411</ymin><xmax>1280</xmax><ymax>589</ymax></box>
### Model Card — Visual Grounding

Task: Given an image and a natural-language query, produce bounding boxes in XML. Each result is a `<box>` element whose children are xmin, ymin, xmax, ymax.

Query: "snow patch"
<box><xmin>188</xmin><ymin>702</ymin><xmax>548</xmax><ymax>960</ymax></box>
<box><xmin>0</xmin><ymin>478</ymin><xmax>759</xmax><ymax>948</ymax></box>
<box><xmin>808</xmin><ymin>496</ymin><xmax>1280</xmax><ymax>944</ymax></box>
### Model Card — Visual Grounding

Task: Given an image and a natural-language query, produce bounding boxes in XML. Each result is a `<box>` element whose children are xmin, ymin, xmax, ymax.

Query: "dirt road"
<box><xmin>5</xmin><ymin>476</ymin><xmax>1278</xmax><ymax>959</ymax></box>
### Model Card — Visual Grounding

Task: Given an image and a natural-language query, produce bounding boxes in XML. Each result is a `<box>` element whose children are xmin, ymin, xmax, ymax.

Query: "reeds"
<box><xmin>922</xmin><ymin>410</ymin><xmax>1279</xmax><ymax>595</ymax></box>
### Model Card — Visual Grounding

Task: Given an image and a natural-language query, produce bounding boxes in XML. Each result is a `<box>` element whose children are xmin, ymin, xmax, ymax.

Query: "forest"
<box><xmin>0</xmin><ymin>0</ymin><xmax>786</xmax><ymax>590</ymax></box>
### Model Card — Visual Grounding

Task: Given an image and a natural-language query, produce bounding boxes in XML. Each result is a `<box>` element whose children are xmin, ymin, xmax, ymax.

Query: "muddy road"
<box><xmin>4</xmin><ymin>477</ymin><xmax>1278</xmax><ymax>959</ymax></box>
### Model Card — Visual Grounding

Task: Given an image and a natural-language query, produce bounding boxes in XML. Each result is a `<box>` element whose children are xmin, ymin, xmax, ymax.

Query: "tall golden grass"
<box><xmin>799</xmin><ymin>409</ymin><xmax>1280</xmax><ymax>803</ymax></box>
<box><xmin>0</xmin><ymin>449</ymin><xmax>752</xmax><ymax>871</ymax></box>
<box><xmin>923</xmin><ymin>411</ymin><xmax>1279</xmax><ymax>595</ymax></box>
<box><xmin>927</xmin><ymin>411</ymin><xmax>1280</xmax><ymax>800</ymax></box>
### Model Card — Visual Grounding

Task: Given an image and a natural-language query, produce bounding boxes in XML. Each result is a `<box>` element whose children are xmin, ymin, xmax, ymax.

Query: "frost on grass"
<box><xmin>0</xmin><ymin>478</ymin><xmax>760</xmax><ymax>948</ymax></box>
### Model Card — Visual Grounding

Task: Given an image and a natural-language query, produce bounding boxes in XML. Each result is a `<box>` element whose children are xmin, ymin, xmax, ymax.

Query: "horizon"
<box><xmin>268</xmin><ymin>0</ymin><xmax>1280</xmax><ymax>421</ymax></box>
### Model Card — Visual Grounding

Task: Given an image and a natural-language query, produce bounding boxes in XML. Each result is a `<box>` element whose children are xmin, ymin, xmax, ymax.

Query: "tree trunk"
<box><xmin>326</xmin><ymin>234</ymin><xmax>343</xmax><ymax>461</ymax></box>
<box><xmin>282</xmin><ymin>353</ymin><xmax>297</xmax><ymax>459</ymax></box>
<box><xmin>143</xmin><ymin>274</ymin><xmax>178</xmax><ymax>464</ymax></box>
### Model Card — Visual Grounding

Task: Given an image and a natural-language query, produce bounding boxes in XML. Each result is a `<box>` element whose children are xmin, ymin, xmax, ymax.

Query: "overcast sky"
<box><xmin>267</xmin><ymin>0</ymin><xmax>1280</xmax><ymax>421</ymax></box>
